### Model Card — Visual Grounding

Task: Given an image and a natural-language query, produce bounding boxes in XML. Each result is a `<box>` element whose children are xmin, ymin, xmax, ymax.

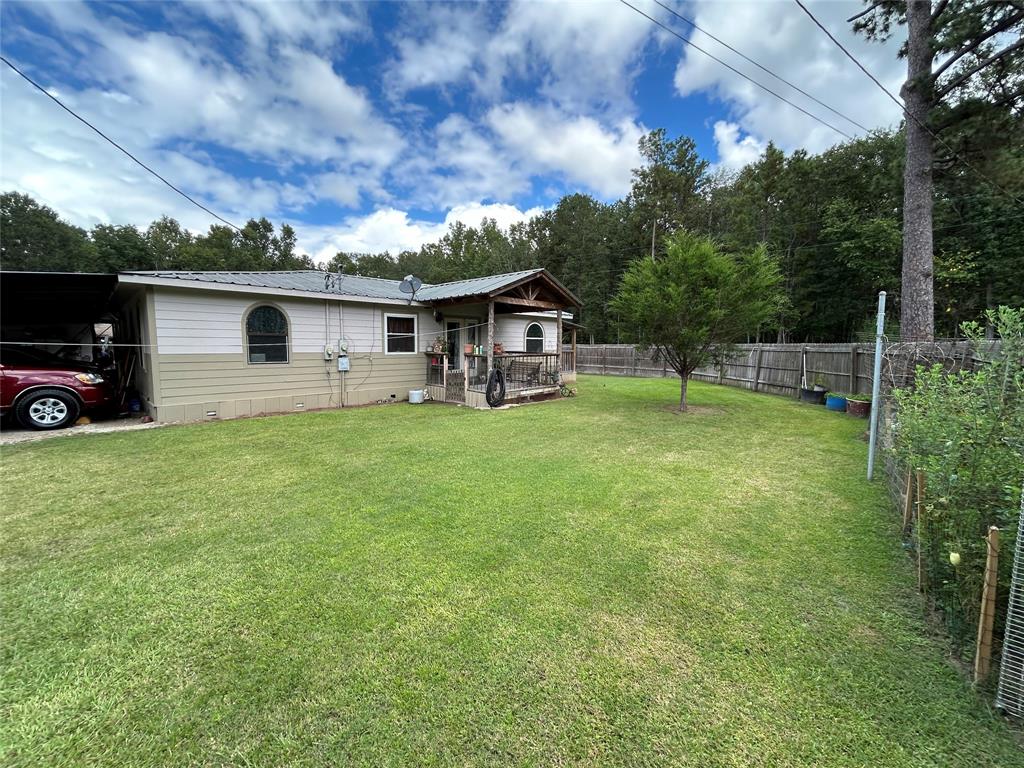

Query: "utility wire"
<box><xmin>791</xmin><ymin>0</ymin><xmax>1024</xmax><ymax>206</ymax></box>
<box><xmin>616</xmin><ymin>0</ymin><xmax>855</xmax><ymax>140</ymax></box>
<box><xmin>1</xmin><ymin>55</ymin><xmax>247</xmax><ymax>231</ymax></box>
<box><xmin>648</xmin><ymin>0</ymin><xmax>871</xmax><ymax>133</ymax></box>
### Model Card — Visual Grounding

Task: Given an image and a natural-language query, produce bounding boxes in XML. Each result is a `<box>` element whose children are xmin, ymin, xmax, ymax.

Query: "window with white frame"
<box><xmin>385</xmin><ymin>313</ymin><xmax>417</xmax><ymax>354</ymax></box>
<box><xmin>525</xmin><ymin>322</ymin><xmax>545</xmax><ymax>353</ymax></box>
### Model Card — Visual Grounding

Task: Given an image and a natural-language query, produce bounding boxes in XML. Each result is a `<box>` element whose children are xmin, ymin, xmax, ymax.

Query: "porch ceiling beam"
<box><xmin>492</xmin><ymin>296</ymin><xmax>567</xmax><ymax>310</ymax></box>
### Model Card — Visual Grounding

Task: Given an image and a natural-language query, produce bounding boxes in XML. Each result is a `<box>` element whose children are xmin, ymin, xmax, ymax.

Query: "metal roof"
<box><xmin>120</xmin><ymin>268</ymin><xmax>565</xmax><ymax>304</ymax></box>
<box><xmin>415</xmin><ymin>269</ymin><xmax>542</xmax><ymax>300</ymax></box>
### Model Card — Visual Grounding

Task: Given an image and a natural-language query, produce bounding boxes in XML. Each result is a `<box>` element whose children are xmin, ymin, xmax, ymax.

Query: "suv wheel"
<box><xmin>15</xmin><ymin>389</ymin><xmax>80</xmax><ymax>430</ymax></box>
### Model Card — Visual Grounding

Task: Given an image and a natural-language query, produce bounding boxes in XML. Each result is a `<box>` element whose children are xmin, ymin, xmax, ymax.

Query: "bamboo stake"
<box><xmin>902</xmin><ymin>468</ymin><xmax>914</xmax><ymax>530</ymax></box>
<box><xmin>974</xmin><ymin>526</ymin><xmax>1000</xmax><ymax>684</ymax></box>
<box><xmin>916</xmin><ymin>470</ymin><xmax>926</xmax><ymax>592</ymax></box>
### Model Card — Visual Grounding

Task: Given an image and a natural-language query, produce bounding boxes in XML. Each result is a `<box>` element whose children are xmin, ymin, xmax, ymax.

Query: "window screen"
<box><xmin>525</xmin><ymin>322</ymin><xmax>544</xmax><ymax>353</ymax></box>
<box><xmin>386</xmin><ymin>315</ymin><xmax>416</xmax><ymax>353</ymax></box>
<box><xmin>246</xmin><ymin>305</ymin><xmax>289</xmax><ymax>363</ymax></box>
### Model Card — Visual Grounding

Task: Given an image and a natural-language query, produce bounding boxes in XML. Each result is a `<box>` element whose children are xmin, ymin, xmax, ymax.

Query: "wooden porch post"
<box><xmin>486</xmin><ymin>300</ymin><xmax>494</xmax><ymax>374</ymax></box>
<box><xmin>556</xmin><ymin>309</ymin><xmax>563</xmax><ymax>364</ymax></box>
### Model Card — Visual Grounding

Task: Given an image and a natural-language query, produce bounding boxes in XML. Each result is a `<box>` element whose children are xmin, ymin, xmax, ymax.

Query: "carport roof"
<box><xmin>0</xmin><ymin>271</ymin><xmax>118</xmax><ymax>325</ymax></box>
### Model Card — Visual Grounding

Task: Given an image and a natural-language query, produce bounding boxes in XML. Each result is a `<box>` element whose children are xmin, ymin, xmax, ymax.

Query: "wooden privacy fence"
<box><xmin>576</xmin><ymin>343</ymin><xmax>877</xmax><ymax>396</ymax></box>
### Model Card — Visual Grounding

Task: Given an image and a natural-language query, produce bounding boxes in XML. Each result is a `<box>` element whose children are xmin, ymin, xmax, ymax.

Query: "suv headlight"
<box><xmin>74</xmin><ymin>373</ymin><xmax>104</xmax><ymax>384</ymax></box>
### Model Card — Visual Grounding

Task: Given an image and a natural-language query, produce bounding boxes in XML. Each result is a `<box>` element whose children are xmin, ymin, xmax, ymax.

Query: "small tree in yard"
<box><xmin>611</xmin><ymin>231</ymin><xmax>785</xmax><ymax>411</ymax></box>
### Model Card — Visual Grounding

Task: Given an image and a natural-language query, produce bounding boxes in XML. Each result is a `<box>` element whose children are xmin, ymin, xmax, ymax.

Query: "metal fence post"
<box><xmin>867</xmin><ymin>291</ymin><xmax>886</xmax><ymax>481</ymax></box>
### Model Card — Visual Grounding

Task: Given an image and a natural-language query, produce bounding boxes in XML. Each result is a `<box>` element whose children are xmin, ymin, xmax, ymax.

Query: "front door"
<box><xmin>446</xmin><ymin>322</ymin><xmax>461</xmax><ymax>369</ymax></box>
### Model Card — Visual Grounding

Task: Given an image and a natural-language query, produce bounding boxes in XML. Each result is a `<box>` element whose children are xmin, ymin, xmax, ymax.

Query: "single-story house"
<box><xmin>114</xmin><ymin>268</ymin><xmax>581</xmax><ymax>421</ymax></box>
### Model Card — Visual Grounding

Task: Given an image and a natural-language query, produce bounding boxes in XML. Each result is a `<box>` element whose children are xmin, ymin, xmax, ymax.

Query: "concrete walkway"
<box><xmin>0</xmin><ymin>416</ymin><xmax>164</xmax><ymax>446</ymax></box>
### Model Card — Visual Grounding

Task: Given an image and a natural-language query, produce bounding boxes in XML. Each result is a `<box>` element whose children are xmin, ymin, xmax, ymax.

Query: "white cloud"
<box><xmin>198</xmin><ymin>0</ymin><xmax>364</xmax><ymax>53</ymax></box>
<box><xmin>487</xmin><ymin>103</ymin><xmax>644</xmax><ymax>198</ymax></box>
<box><xmin>7</xmin><ymin>1</ymin><xmax>401</xmax><ymax>188</ymax></box>
<box><xmin>0</xmin><ymin>78</ymin><xmax>309</xmax><ymax>234</ymax></box>
<box><xmin>298</xmin><ymin>202</ymin><xmax>546</xmax><ymax>261</ymax></box>
<box><xmin>386</xmin><ymin>0</ymin><xmax>663</xmax><ymax>115</ymax></box>
<box><xmin>386</xmin><ymin>5</ymin><xmax>486</xmax><ymax>93</ymax></box>
<box><xmin>712</xmin><ymin>121</ymin><xmax>766</xmax><ymax>170</ymax></box>
<box><xmin>485</xmin><ymin>0</ymin><xmax>660</xmax><ymax>112</ymax></box>
<box><xmin>674</xmin><ymin>0</ymin><xmax>905</xmax><ymax>155</ymax></box>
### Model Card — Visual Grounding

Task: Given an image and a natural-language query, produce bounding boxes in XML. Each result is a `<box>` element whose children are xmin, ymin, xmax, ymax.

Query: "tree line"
<box><xmin>2</xmin><ymin>123</ymin><xmax>1021</xmax><ymax>343</ymax></box>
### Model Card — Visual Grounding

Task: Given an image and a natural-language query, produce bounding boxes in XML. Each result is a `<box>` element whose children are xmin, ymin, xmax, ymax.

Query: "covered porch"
<box><xmin>420</xmin><ymin>269</ymin><xmax>580</xmax><ymax>407</ymax></box>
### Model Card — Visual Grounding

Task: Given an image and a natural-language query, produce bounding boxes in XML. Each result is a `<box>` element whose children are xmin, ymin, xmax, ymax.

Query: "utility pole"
<box><xmin>650</xmin><ymin>219</ymin><xmax>657</xmax><ymax>262</ymax></box>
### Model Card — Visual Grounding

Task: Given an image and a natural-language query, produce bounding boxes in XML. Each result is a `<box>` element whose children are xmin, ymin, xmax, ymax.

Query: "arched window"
<box><xmin>246</xmin><ymin>305</ymin><xmax>289</xmax><ymax>363</ymax></box>
<box><xmin>525</xmin><ymin>322</ymin><xmax>545</xmax><ymax>353</ymax></box>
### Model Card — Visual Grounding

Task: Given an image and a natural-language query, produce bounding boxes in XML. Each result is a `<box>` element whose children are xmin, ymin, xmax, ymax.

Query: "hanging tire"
<box><xmin>15</xmin><ymin>389</ymin><xmax>80</xmax><ymax>430</ymax></box>
<box><xmin>485</xmin><ymin>368</ymin><xmax>506</xmax><ymax>408</ymax></box>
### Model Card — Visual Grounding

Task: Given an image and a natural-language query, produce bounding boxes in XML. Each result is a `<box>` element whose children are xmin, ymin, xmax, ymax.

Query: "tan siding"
<box><xmin>151</xmin><ymin>350</ymin><xmax>431</xmax><ymax>419</ymax></box>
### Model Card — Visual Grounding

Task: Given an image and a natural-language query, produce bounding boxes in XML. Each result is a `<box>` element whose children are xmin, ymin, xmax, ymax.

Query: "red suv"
<box><xmin>0</xmin><ymin>347</ymin><xmax>115</xmax><ymax>430</ymax></box>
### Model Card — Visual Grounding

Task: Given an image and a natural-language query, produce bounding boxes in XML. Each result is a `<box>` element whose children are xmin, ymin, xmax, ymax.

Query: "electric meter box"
<box><xmin>337</xmin><ymin>356</ymin><xmax>350</xmax><ymax>372</ymax></box>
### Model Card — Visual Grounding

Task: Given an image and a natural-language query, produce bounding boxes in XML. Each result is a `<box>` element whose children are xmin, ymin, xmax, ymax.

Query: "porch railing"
<box><xmin>429</xmin><ymin>351</ymin><xmax>575</xmax><ymax>398</ymax></box>
<box><xmin>465</xmin><ymin>352</ymin><xmax>564</xmax><ymax>392</ymax></box>
<box><xmin>561</xmin><ymin>349</ymin><xmax>575</xmax><ymax>373</ymax></box>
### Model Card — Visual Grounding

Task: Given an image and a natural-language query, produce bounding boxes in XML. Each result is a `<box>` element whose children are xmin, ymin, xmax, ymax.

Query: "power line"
<box><xmin>791</xmin><ymin>0</ymin><xmax>1024</xmax><ymax>206</ymax></box>
<box><xmin>648</xmin><ymin>0</ymin><xmax>871</xmax><ymax>133</ymax></box>
<box><xmin>0</xmin><ymin>55</ymin><xmax>246</xmax><ymax>231</ymax></box>
<box><xmin>616</xmin><ymin>0</ymin><xmax>855</xmax><ymax>140</ymax></box>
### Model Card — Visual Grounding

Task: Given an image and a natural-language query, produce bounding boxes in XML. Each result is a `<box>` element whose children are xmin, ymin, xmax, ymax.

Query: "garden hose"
<box><xmin>485</xmin><ymin>367</ymin><xmax>506</xmax><ymax>408</ymax></box>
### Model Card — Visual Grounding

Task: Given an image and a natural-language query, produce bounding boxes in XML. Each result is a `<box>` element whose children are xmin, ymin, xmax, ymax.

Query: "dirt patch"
<box><xmin>657</xmin><ymin>404</ymin><xmax>725</xmax><ymax>416</ymax></box>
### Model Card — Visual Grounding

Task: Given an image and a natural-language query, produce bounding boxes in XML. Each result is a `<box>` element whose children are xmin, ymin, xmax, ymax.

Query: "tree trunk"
<box><xmin>678</xmin><ymin>374</ymin><xmax>688</xmax><ymax>412</ymax></box>
<box><xmin>901</xmin><ymin>0</ymin><xmax>936</xmax><ymax>342</ymax></box>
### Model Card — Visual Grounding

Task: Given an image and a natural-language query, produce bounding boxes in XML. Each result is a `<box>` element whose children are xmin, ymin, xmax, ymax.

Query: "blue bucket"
<box><xmin>825</xmin><ymin>394</ymin><xmax>848</xmax><ymax>412</ymax></box>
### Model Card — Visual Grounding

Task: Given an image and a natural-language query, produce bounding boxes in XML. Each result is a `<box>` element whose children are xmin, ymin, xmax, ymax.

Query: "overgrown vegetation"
<box><xmin>892</xmin><ymin>307</ymin><xmax>1024</xmax><ymax>653</ymax></box>
<box><xmin>3</xmin><ymin>376</ymin><xmax>1023</xmax><ymax>765</ymax></box>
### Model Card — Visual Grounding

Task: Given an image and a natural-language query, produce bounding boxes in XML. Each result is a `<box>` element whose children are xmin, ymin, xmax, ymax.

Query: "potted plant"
<box><xmin>846</xmin><ymin>393</ymin><xmax>871</xmax><ymax>417</ymax></box>
<box><xmin>799</xmin><ymin>376</ymin><xmax>828</xmax><ymax>405</ymax></box>
<box><xmin>464</xmin><ymin>342</ymin><xmax>475</xmax><ymax>355</ymax></box>
<box><xmin>431</xmin><ymin>337</ymin><xmax>447</xmax><ymax>354</ymax></box>
<box><xmin>825</xmin><ymin>392</ymin><xmax>848</xmax><ymax>412</ymax></box>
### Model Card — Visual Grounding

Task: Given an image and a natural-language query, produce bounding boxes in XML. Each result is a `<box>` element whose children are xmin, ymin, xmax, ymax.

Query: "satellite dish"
<box><xmin>399</xmin><ymin>274</ymin><xmax>422</xmax><ymax>303</ymax></box>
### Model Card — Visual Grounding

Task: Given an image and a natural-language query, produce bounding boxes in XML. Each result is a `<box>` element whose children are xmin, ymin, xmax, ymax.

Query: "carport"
<box><xmin>1</xmin><ymin>271</ymin><xmax>119</xmax><ymax>361</ymax></box>
<box><xmin>0</xmin><ymin>271</ymin><xmax>150</xmax><ymax>417</ymax></box>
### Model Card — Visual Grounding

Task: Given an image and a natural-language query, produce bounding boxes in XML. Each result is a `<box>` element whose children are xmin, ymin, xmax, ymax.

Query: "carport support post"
<box><xmin>486</xmin><ymin>301</ymin><xmax>494</xmax><ymax>373</ymax></box>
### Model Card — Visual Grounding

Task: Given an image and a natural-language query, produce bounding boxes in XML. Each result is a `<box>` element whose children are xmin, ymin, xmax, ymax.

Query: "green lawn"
<box><xmin>2</xmin><ymin>375</ymin><xmax>1020</xmax><ymax>767</ymax></box>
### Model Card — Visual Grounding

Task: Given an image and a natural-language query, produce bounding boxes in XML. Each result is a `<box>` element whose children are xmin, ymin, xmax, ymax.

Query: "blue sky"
<box><xmin>0</xmin><ymin>1</ymin><xmax>903</xmax><ymax>260</ymax></box>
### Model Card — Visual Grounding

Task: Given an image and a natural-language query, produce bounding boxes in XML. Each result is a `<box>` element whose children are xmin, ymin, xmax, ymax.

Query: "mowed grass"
<box><xmin>1</xmin><ymin>375</ymin><xmax>1020</xmax><ymax>767</ymax></box>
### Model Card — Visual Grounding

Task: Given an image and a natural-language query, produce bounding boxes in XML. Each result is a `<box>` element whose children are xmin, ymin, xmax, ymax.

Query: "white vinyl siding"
<box><xmin>494</xmin><ymin>315</ymin><xmax>558</xmax><ymax>352</ymax></box>
<box><xmin>153</xmin><ymin>289</ymin><xmax>441</xmax><ymax>356</ymax></box>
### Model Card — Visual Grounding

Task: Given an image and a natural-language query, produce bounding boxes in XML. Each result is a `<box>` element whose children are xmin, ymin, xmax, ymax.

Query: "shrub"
<box><xmin>891</xmin><ymin>307</ymin><xmax>1024</xmax><ymax>653</ymax></box>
